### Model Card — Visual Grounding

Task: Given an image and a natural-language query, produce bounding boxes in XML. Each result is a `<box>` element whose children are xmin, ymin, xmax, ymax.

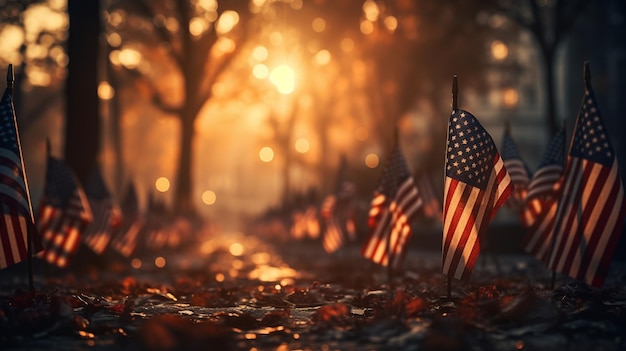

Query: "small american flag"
<box><xmin>442</xmin><ymin>109</ymin><xmax>512</xmax><ymax>280</ymax></box>
<box><xmin>525</xmin><ymin>127</ymin><xmax>565</xmax><ymax>201</ymax></box>
<box><xmin>0</xmin><ymin>84</ymin><xmax>38</xmax><ymax>269</ymax></box>
<box><xmin>37</xmin><ymin>156</ymin><xmax>92</xmax><ymax>268</ymax></box>
<box><xmin>415</xmin><ymin>172</ymin><xmax>443</xmax><ymax>223</ymax></box>
<box><xmin>110</xmin><ymin>182</ymin><xmax>143</xmax><ymax>257</ymax></box>
<box><xmin>522</xmin><ymin>127</ymin><xmax>566</xmax><ymax>259</ymax></box>
<box><xmin>546</xmin><ymin>86</ymin><xmax>625</xmax><ymax>287</ymax></box>
<box><xmin>361</xmin><ymin>144</ymin><xmax>422</xmax><ymax>269</ymax></box>
<box><xmin>501</xmin><ymin>129</ymin><xmax>530</xmax><ymax>209</ymax></box>
<box><xmin>82</xmin><ymin>167</ymin><xmax>122</xmax><ymax>255</ymax></box>
<box><xmin>321</xmin><ymin>181</ymin><xmax>357</xmax><ymax>253</ymax></box>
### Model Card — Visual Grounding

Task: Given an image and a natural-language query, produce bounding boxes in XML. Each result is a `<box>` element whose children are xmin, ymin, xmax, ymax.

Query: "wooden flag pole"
<box><xmin>386</xmin><ymin>127</ymin><xmax>400</xmax><ymax>286</ymax></box>
<box><xmin>7</xmin><ymin>64</ymin><xmax>37</xmax><ymax>291</ymax></box>
<box><xmin>446</xmin><ymin>75</ymin><xmax>459</xmax><ymax>299</ymax></box>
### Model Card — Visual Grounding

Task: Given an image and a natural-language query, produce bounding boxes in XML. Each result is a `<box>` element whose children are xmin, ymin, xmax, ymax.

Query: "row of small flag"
<box><xmin>323</xmin><ymin>67</ymin><xmax>623</xmax><ymax>288</ymax></box>
<box><xmin>0</xmin><ymin>73</ymin><xmax>189</xmax><ymax>272</ymax></box>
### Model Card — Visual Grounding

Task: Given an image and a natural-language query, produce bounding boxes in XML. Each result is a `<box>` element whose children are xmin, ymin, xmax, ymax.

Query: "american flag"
<box><xmin>522</xmin><ymin>127</ymin><xmax>566</xmax><ymax>259</ymax></box>
<box><xmin>110</xmin><ymin>182</ymin><xmax>144</xmax><ymax>257</ymax></box>
<box><xmin>361</xmin><ymin>144</ymin><xmax>422</xmax><ymax>269</ymax></box>
<box><xmin>0</xmin><ymin>84</ymin><xmax>38</xmax><ymax>269</ymax></box>
<box><xmin>321</xmin><ymin>181</ymin><xmax>357</xmax><ymax>253</ymax></box>
<box><xmin>415</xmin><ymin>172</ymin><xmax>443</xmax><ymax>223</ymax></box>
<box><xmin>501</xmin><ymin>129</ymin><xmax>530</xmax><ymax>209</ymax></box>
<box><xmin>82</xmin><ymin>167</ymin><xmax>122</xmax><ymax>255</ymax></box>
<box><xmin>546</xmin><ymin>86</ymin><xmax>625</xmax><ymax>287</ymax></box>
<box><xmin>526</xmin><ymin>127</ymin><xmax>565</xmax><ymax>200</ymax></box>
<box><xmin>37</xmin><ymin>156</ymin><xmax>92</xmax><ymax>268</ymax></box>
<box><xmin>442</xmin><ymin>109</ymin><xmax>512</xmax><ymax>280</ymax></box>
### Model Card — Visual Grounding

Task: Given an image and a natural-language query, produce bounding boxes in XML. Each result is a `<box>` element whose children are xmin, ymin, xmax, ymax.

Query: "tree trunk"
<box><xmin>543</xmin><ymin>47</ymin><xmax>559</xmax><ymax>137</ymax></box>
<box><xmin>65</xmin><ymin>0</ymin><xmax>100</xmax><ymax>184</ymax></box>
<box><xmin>174</xmin><ymin>113</ymin><xmax>195</xmax><ymax>214</ymax></box>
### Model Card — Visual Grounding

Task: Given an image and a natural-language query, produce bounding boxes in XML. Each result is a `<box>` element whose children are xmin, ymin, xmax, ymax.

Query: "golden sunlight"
<box><xmin>269</xmin><ymin>65</ymin><xmax>296</xmax><ymax>94</ymax></box>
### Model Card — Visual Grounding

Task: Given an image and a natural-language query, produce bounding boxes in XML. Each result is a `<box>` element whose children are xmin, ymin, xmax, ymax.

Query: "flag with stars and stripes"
<box><xmin>321</xmin><ymin>181</ymin><xmax>357</xmax><ymax>253</ymax></box>
<box><xmin>37</xmin><ymin>156</ymin><xmax>92</xmax><ymax>268</ymax></box>
<box><xmin>501</xmin><ymin>129</ymin><xmax>531</xmax><ymax>209</ymax></box>
<box><xmin>361</xmin><ymin>144</ymin><xmax>422</xmax><ymax>269</ymax></box>
<box><xmin>521</xmin><ymin>126</ymin><xmax>566</xmax><ymax>258</ymax></box>
<box><xmin>442</xmin><ymin>109</ymin><xmax>513</xmax><ymax>280</ymax></box>
<box><xmin>82</xmin><ymin>167</ymin><xmax>122</xmax><ymax>255</ymax></box>
<box><xmin>545</xmin><ymin>86</ymin><xmax>625</xmax><ymax>287</ymax></box>
<box><xmin>0</xmin><ymin>83</ymin><xmax>38</xmax><ymax>269</ymax></box>
<box><xmin>110</xmin><ymin>182</ymin><xmax>144</xmax><ymax>257</ymax></box>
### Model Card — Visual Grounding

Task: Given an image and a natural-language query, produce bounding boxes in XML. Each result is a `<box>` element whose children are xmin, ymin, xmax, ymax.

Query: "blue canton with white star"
<box><xmin>570</xmin><ymin>89</ymin><xmax>614</xmax><ymax>167</ymax></box>
<box><xmin>446</xmin><ymin>109</ymin><xmax>496</xmax><ymax>190</ymax></box>
<box><xmin>0</xmin><ymin>89</ymin><xmax>19</xmax><ymax>154</ymax></box>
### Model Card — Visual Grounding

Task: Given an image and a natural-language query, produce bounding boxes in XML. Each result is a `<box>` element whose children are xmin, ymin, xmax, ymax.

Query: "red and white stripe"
<box><xmin>442</xmin><ymin>154</ymin><xmax>512</xmax><ymax>280</ymax></box>
<box><xmin>547</xmin><ymin>157</ymin><xmax>625</xmax><ymax>287</ymax></box>
<box><xmin>362</xmin><ymin>178</ymin><xmax>421</xmax><ymax>268</ymax></box>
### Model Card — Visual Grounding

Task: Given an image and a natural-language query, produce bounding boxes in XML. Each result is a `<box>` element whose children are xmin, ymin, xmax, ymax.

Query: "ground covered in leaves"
<box><xmin>1</xmin><ymin>229</ymin><xmax>626</xmax><ymax>351</ymax></box>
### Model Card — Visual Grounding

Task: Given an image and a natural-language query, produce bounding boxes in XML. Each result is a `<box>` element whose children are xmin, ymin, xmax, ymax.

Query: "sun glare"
<box><xmin>269</xmin><ymin>65</ymin><xmax>295</xmax><ymax>94</ymax></box>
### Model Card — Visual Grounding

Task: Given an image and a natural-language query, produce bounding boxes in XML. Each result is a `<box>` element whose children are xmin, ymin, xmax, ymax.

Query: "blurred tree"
<box><xmin>274</xmin><ymin>0</ymin><xmax>499</xmax><ymax>192</ymax></box>
<box><xmin>106</xmin><ymin>0</ymin><xmax>254</xmax><ymax>214</ymax></box>
<box><xmin>0</xmin><ymin>0</ymin><xmax>67</xmax><ymax>128</ymax></box>
<box><xmin>491</xmin><ymin>0</ymin><xmax>590</xmax><ymax>136</ymax></box>
<box><xmin>65</xmin><ymin>0</ymin><xmax>101</xmax><ymax>184</ymax></box>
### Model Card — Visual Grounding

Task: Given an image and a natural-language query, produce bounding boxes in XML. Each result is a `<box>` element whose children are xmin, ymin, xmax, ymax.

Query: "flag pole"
<box><xmin>446</xmin><ymin>75</ymin><xmax>458</xmax><ymax>299</ymax></box>
<box><xmin>387</xmin><ymin>126</ymin><xmax>399</xmax><ymax>286</ymax></box>
<box><xmin>7</xmin><ymin>64</ymin><xmax>37</xmax><ymax>291</ymax></box>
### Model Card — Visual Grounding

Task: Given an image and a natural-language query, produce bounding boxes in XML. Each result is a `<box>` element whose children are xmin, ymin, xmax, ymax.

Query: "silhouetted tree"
<box><xmin>106</xmin><ymin>0</ymin><xmax>254</xmax><ymax>214</ymax></box>
<box><xmin>65</xmin><ymin>0</ymin><xmax>101</xmax><ymax>184</ymax></box>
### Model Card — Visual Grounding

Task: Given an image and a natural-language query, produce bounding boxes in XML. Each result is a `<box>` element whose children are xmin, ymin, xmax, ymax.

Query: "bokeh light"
<box><xmin>503</xmin><ymin>87</ymin><xmax>519</xmax><ymax>107</ymax></box>
<box><xmin>491</xmin><ymin>40</ymin><xmax>508</xmax><ymax>60</ymax></box>
<box><xmin>269</xmin><ymin>65</ymin><xmax>296</xmax><ymax>94</ymax></box>
<box><xmin>229</xmin><ymin>242</ymin><xmax>244</xmax><ymax>256</ymax></box>
<box><xmin>202</xmin><ymin>190</ymin><xmax>217</xmax><ymax>205</ymax></box>
<box><xmin>98</xmin><ymin>81</ymin><xmax>115</xmax><ymax>100</ymax></box>
<box><xmin>295</xmin><ymin>138</ymin><xmax>310</xmax><ymax>153</ymax></box>
<box><xmin>259</xmin><ymin>147</ymin><xmax>274</xmax><ymax>162</ymax></box>
<box><xmin>154</xmin><ymin>256</ymin><xmax>166</xmax><ymax>268</ymax></box>
<box><xmin>365</xmin><ymin>153</ymin><xmax>379</xmax><ymax>168</ymax></box>
<box><xmin>155</xmin><ymin>177</ymin><xmax>170</xmax><ymax>192</ymax></box>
